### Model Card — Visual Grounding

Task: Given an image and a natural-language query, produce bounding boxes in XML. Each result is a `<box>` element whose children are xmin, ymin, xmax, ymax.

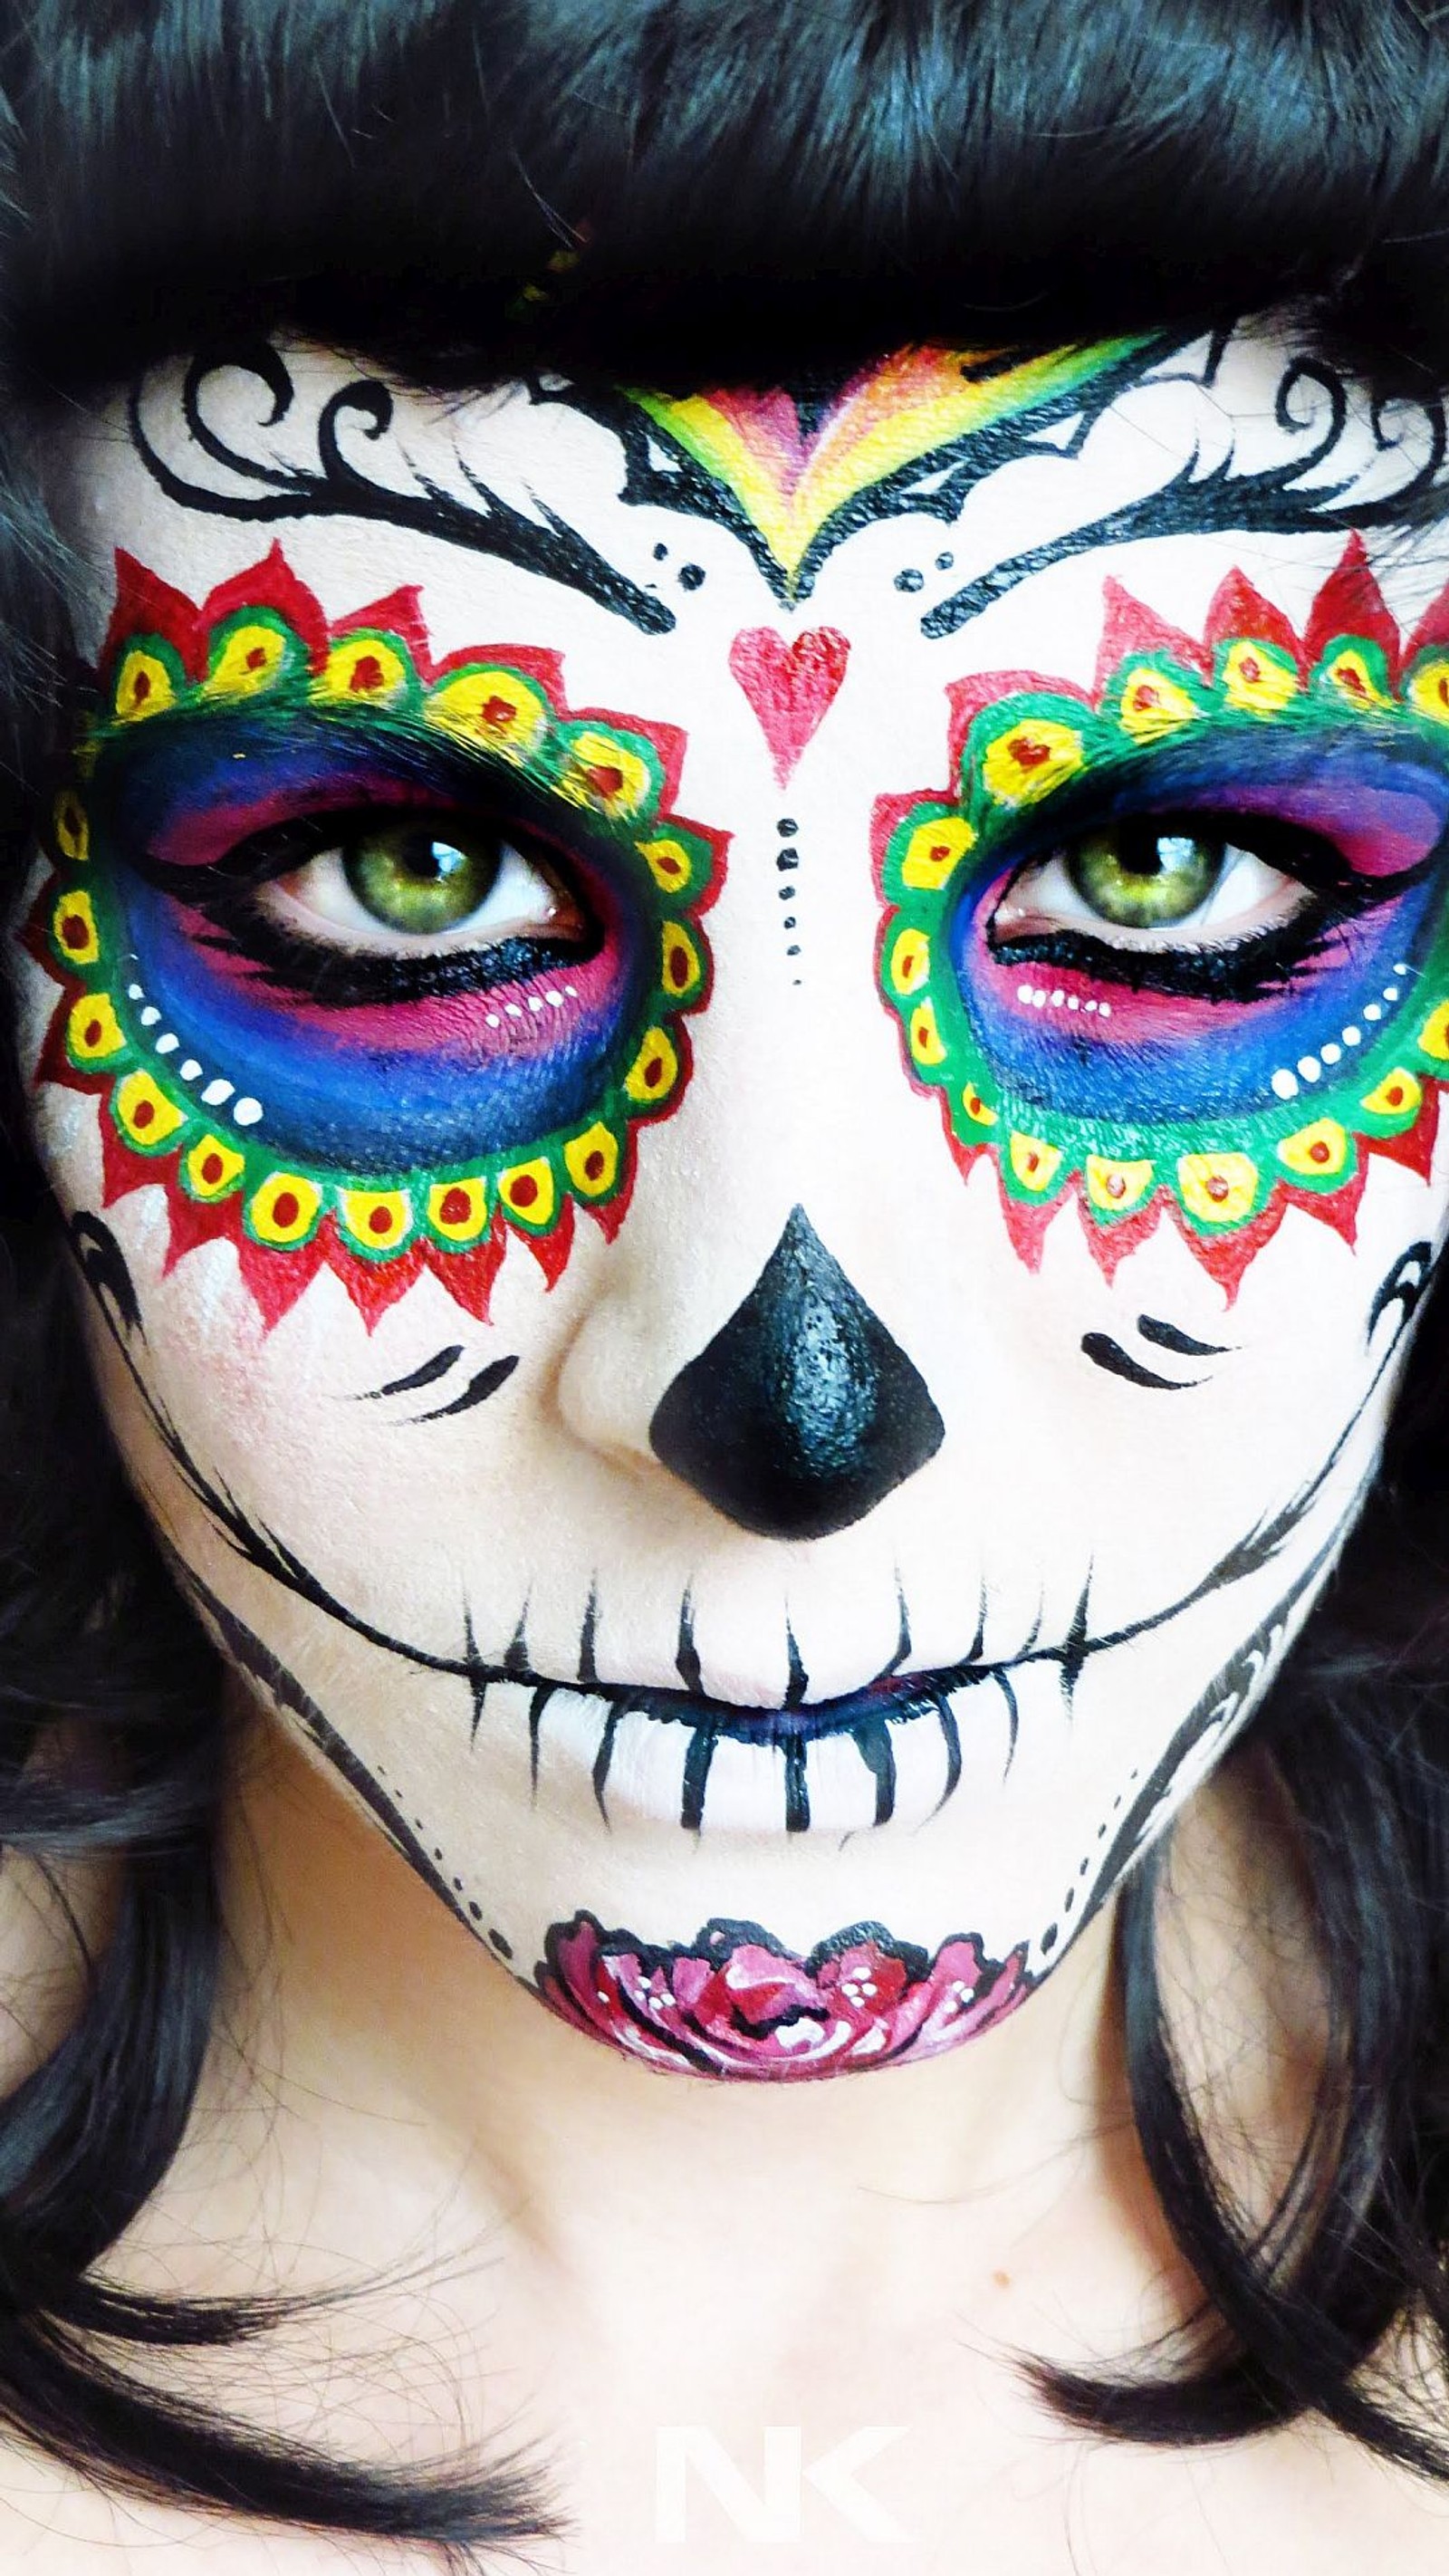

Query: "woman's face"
<box><xmin>17</xmin><ymin>319</ymin><xmax>1449</xmax><ymax>2077</ymax></box>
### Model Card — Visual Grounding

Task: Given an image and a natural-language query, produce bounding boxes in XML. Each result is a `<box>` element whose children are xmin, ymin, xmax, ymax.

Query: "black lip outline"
<box><xmin>515</xmin><ymin>1654</ymin><xmax>993</xmax><ymax>1745</ymax></box>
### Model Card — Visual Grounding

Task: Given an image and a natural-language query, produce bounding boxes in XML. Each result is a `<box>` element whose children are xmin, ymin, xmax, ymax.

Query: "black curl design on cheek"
<box><xmin>71</xmin><ymin>1210</ymin><xmax>143</xmax><ymax>1339</ymax></box>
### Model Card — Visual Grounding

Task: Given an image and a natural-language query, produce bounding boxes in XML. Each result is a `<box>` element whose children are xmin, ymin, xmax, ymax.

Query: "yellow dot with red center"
<box><xmin>560</xmin><ymin>729</ymin><xmax>652</xmax><ymax>819</ymax></box>
<box><xmin>889</xmin><ymin>928</ymin><xmax>931</xmax><ymax>995</ymax></box>
<box><xmin>961</xmin><ymin>1083</ymin><xmax>997</xmax><ymax>1128</ymax></box>
<box><xmin>901</xmin><ymin>815</ymin><xmax>974</xmax><ymax>890</ymax></box>
<box><xmin>340</xmin><ymin>1188</ymin><xmax>413</xmax><ymax>1253</ymax></box>
<box><xmin>625</xmin><ymin>1026</ymin><xmax>680</xmax><ymax>1105</ymax></box>
<box><xmin>1176</xmin><ymin>1151</ymin><xmax>1259</xmax><ymax>1225</ymax></box>
<box><xmin>499</xmin><ymin>1158</ymin><xmax>557</xmax><ymax>1227</ymax></box>
<box><xmin>638</xmin><ymin>836</ymin><xmax>696</xmax><ymax>896</ymax></box>
<box><xmin>112</xmin><ymin>648</ymin><xmax>176</xmax><ymax>724</ymax></box>
<box><xmin>205</xmin><ymin>620</ymin><xmax>293</xmax><ymax>700</ymax></box>
<box><xmin>248</xmin><ymin>1174</ymin><xmax>321</xmax><ymax>1245</ymax></box>
<box><xmin>53</xmin><ymin>790</ymin><xmax>90</xmax><ymax>863</ymax></box>
<box><xmin>660</xmin><ymin>922</ymin><xmax>703</xmax><ymax>1000</ymax></box>
<box><xmin>427</xmin><ymin>1177</ymin><xmax>489</xmax><ymax>1244</ymax></box>
<box><xmin>113</xmin><ymin>1069</ymin><xmax>187</xmax><ymax>1152</ymax></box>
<box><xmin>1085</xmin><ymin>1153</ymin><xmax>1154</xmax><ymax>1213</ymax></box>
<box><xmin>1409</xmin><ymin>658</ymin><xmax>1449</xmax><ymax>726</ymax></box>
<box><xmin>315</xmin><ymin>635</ymin><xmax>411</xmax><ymax>706</ymax></box>
<box><xmin>426</xmin><ymin>669</ymin><xmax>549</xmax><ymax>760</ymax></box>
<box><xmin>1276</xmin><ymin>1119</ymin><xmax>1351</xmax><ymax>1181</ymax></box>
<box><xmin>1008</xmin><ymin>1131</ymin><xmax>1063</xmax><ymax>1193</ymax></box>
<box><xmin>1361</xmin><ymin>1069</ymin><xmax>1423</xmax><ymax>1123</ymax></box>
<box><xmin>66</xmin><ymin>993</ymin><xmax>125</xmax><ymax>1065</ymax></box>
<box><xmin>52</xmin><ymin>889</ymin><xmax>99</xmax><ymax>966</ymax></box>
<box><xmin>1118</xmin><ymin>667</ymin><xmax>1200</xmax><ymax>744</ymax></box>
<box><xmin>184</xmin><ymin>1135</ymin><xmax>245</xmax><ymax>1200</ymax></box>
<box><xmin>980</xmin><ymin>717</ymin><xmax>1085</xmax><ymax>807</ymax></box>
<box><xmin>1221</xmin><ymin>640</ymin><xmax>1300</xmax><ymax>716</ymax></box>
<box><xmin>907</xmin><ymin>999</ymin><xmax>947</xmax><ymax>1067</ymax></box>
<box><xmin>1320</xmin><ymin>647</ymin><xmax>1391</xmax><ymax>709</ymax></box>
<box><xmin>564</xmin><ymin>1123</ymin><xmax>620</xmax><ymax>1197</ymax></box>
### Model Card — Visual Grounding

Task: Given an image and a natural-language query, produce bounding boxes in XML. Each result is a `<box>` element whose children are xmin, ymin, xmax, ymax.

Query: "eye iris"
<box><xmin>344</xmin><ymin>827</ymin><xmax>497</xmax><ymax>934</ymax></box>
<box><xmin>1068</xmin><ymin>826</ymin><xmax>1222</xmax><ymax>928</ymax></box>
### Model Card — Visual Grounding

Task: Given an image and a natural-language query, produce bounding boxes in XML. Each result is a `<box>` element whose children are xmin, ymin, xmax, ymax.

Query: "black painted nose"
<box><xmin>648</xmin><ymin>1206</ymin><xmax>944</xmax><ymax>1539</ymax></box>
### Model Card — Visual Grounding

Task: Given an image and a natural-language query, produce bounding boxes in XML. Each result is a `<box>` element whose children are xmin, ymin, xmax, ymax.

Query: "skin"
<box><xmin>8</xmin><ymin>316</ymin><xmax>1449</xmax><ymax>2562</ymax></box>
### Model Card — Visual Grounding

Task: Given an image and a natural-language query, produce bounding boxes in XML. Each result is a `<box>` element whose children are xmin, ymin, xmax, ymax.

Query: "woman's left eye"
<box><xmin>255</xmin><ymin>815</ymin><xmax>588</xmax><ymax>953</ymax></box>
<box><xmin>991</xmin><ymin>817</ymin><xmax>1314</xmax><ymax>950</ymax></box>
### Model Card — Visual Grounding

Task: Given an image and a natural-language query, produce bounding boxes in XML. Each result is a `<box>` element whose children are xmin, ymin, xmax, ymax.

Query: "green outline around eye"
<box><xmin>34</xmin><ymin>550</ymin><xmax>727</xmax><ymax>1330</ymax></box>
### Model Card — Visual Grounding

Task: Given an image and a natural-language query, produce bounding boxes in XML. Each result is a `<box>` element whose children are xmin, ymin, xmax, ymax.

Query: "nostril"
<box><xmin>648</xmin><ymin>1206</ymin><xmax>944</xmax><ymax>1539</ymax></box>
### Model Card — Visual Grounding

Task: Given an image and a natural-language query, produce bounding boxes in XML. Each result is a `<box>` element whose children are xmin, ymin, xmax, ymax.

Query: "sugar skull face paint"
<box><xmin>34</xmin><ymin>548</ymin><xmax>722</xmax><ymax>1325</ymax></box>
<box><xmin>878</xmin><ymin>552</ymin><xmax>1449</xmax><ymax>1290</ymax></box>
<box><xmin>17</xmin><ymin>317</ymin><xmax>1449</xmax><ymax>2080</ymax></box>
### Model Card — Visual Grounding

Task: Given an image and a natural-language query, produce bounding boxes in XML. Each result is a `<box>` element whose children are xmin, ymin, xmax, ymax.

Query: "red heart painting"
<box><xmin>727</xmin><ymin>627</ymin><xmax>851</xmax><ymax>783</ymax></box>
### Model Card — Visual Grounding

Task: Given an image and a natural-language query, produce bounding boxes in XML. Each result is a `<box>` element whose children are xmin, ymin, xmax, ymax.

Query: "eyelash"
<box><xmin>979</xmin><ymin>806</ymin><xmax>1423</xmax><ymax>1002</ymax></box>
<box><xmin>129</xmin><ymin>793</ymin><xmax>611</xmax><ymax>1010</ymax></box>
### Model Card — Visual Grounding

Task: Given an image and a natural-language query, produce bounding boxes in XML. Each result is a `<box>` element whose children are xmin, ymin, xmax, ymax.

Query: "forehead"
<box><xmin>52</xmin><ymin>322</ymin><xmax>1449</xmax><ymax>759</ymax></box>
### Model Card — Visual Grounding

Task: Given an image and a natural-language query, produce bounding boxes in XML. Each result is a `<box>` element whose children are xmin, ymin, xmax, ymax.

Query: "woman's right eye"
<box><xmin>253</xmin><ymin>815</ymin><xmax>590</xmax><ymax>956</ymax></box>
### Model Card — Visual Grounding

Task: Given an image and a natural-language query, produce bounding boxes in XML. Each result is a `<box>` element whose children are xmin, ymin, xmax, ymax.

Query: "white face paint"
<box><xmin>15</xmin><ymin>317</ymin><xmax>1449</xmax><ymax>2076</ymax></box>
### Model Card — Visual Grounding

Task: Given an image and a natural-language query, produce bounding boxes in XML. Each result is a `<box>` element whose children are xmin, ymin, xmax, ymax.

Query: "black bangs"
<box><xmin>8</xmin><ymin>0</ymin><xmax>1449</xmax><ymax>391</ymax></box>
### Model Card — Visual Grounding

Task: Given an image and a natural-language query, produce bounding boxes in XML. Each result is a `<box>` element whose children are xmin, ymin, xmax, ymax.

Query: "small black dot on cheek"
<box><xmin>776</xmin><ymin>847</ymin><xmax>799</xmax><ymax>870</ymax></box>
<box><xmin>678</xmin><ymin>563</ymin><xmax>705</xmax><ymax>591</ymax></box>
<box><xmin>786</xmin><ymin>944</ymin><xmax>801</xmax><ymax>956</ymax></box>
<box><xmin>778</xmin><ymin>883</ymin><xmax>794</xmax><ymax>899</ymax></box>
<box><xmin>895</xmin><ymin>567</ymin><xmax>925</xmax><ymax>593</ymax></box>
<box><xmin>783</xmin><ymin>916</ymin><xmax>796</xmax><ymax>928</ymax></box>
<box><xmin>936</xmin><ymin>551</ymin><xmax>954</xmax><ymax>570</ymax></box>
<box><xmin>468</xmin><ymin>1900</ymin><xmax>483</xmax><ymax>1920</ymax></box>
<box><xmin>1041</xmin><ymin>1922</ymin><xmax>1059</xmax><ymax>1955</ymax></box>
<box><xmin>652</xmin><ymin>541</ymin><xmax>668</xmax><ymax>560</ymax></box>
<box><xmin>777</xmin><ymin>816</ymin><xmax>798</xmax><ymax>837</ymax></box>
<box><xmin>489</xmin><ymin>1927</ymin><xmax>513</xmax><ymax>1959</ymax></box>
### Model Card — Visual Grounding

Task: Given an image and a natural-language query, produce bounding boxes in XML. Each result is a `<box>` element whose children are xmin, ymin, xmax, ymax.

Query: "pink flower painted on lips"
<box><xmin>534</xmin><ymin>1912</ymin><xmax>1031</xmax><ymax>2078</ymax></box>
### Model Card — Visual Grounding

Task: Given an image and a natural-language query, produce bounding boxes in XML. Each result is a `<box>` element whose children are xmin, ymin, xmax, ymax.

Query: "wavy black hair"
<box><xmin>6</xmin><ymin>0</ymin><xmax>1449</xmax><ymax>2562</ymax></box>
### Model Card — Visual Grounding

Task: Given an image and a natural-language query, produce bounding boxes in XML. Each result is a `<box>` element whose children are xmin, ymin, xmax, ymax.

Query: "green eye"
<box><xmin>343</xmin><ymin>824</ymin><xmax>500</xmax><ymax>935</ymax></box>
<box><xmin>1068</xmin><ymin>823</ymin><xmax>1223</xmax><ymax>928</ymax></box>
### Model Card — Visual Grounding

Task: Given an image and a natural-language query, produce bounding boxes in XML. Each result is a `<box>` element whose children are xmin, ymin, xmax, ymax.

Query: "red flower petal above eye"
<box><xmin>1303</xmin><ymin>533</ymin><xmax>1400</xmax><ymax>678</ymax></box>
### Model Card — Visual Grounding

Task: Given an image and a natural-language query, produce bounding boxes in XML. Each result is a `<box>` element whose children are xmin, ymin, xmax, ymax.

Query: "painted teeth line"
<box><xmin>125</xmin><ymin>971</ymin><xmax>264</xmax><ymax>1128</ymax></box>
<box><xmin>1269</xmin><ymin>962</ymin><xmax>1412</xmax><ymax>1102</ymax></box>
<box><xmin>483</xmin><ymin>1674</ymin><xmax>1022</xmax><ymax>1835</ymax></box>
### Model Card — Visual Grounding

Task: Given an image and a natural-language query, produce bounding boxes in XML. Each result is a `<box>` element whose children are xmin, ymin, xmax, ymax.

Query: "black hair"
<box><xmin>6</xmin><ymin>0</ymin><xmax>1449</xmax><ymax>2560</ymax></box>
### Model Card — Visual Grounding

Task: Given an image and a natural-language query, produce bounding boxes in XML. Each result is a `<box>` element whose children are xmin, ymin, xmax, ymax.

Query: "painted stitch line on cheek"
<box><xmin>31</xmin><ymin>544</ymin><xmax>727</xmax><ymax>1330</ymax></box>
<box><xmin>876</xmin><ymin>545</ymin><xmax>1449</xmax><ymax>1290</ymax></box>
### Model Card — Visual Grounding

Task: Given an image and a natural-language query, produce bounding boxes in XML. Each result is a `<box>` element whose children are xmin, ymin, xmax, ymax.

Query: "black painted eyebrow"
<box><xmin>128</xmin><ymin>342</ymin><xmax>676</xmax><ymax>638</ymax></box>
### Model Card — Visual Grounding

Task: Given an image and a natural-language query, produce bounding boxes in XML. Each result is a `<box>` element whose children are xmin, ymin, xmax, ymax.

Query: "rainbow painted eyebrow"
<box><xmin>878</xmin><ymin>546</ymin><xmax>1449</xmax><ymax>1293</ymax></box>
<box><xmin>33</xmin><ymin>547</ymin><xmax>727</xmax><ymax>1329</ymax></box>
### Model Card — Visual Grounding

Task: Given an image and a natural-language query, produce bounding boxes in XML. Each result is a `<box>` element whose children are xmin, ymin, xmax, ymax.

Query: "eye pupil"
<box><xmin>344</xmin><ymin>824</ymin><xmax>499</xmax><ymax>934</ymax></box>
<box><xmin>1069</xmin><ymin>823</ymin><xmax>1222</xmax><ymax>927</ymax></box>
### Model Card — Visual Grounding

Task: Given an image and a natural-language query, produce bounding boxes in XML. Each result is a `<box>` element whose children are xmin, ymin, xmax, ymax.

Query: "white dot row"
<box><xmin>1016</xmin><ymin>983</ymin><xmax>1113</xmax><ymax>1019</ymax></box>
<box><xmin>126</xmin><ymin>982</ymin><xmax>264</xmax><ymax>1127</ymax></box>
<box><xmin>484</xmin><ymin>983</ymin><xmax>580</xmax><ymax>1032</ymax></box>
<box><xmin>1268</xmin><ymin>967</ymin><xmax>1411</xmax><ymax>1103</ymax></box>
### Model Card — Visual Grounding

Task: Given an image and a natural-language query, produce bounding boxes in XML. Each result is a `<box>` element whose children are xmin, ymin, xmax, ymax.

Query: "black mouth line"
<box><xmin>513</xmin><ymin>1655</ymin><xmax>996</xmax><ymax>1742</ymax></box>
